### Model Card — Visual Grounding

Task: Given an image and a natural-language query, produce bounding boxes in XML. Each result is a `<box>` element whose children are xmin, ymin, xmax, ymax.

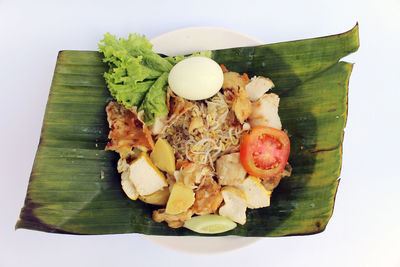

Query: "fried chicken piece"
<box><xmin>232</xmin><ymin>88</ymin><xmax>252</xmax><ymax>124</ymax></box>
<box><xmin>193</xmin><ymin>177</ymin><xmax>223</xmax><ymax>215</ymax></box>
<box><xmin>105</xmin><ymin>102</ymin><xmax>154</xmax><ymax>154</ymax></box>
<box><xmin>245</xmin><ymin>76</ymin><xmax>274</xmax><ymax>102</ymax></box>
<box><xmin>216</xmin><ymin>153</ymin><xmax>247</xmax><ymax>185</ymax></box>
<box><xmin>221</xmin><ymin>72</ymin><xmax>252</xmax><ymax>124</ymax></box>
<box><xmin>152</xmin><ymin>208</ymin><xmax>194</xmax><ymax>228</ymax></box>
<box><xmin>249</xmin><ymin>93</ymin><xmax>282</xmax><ymax>130</ymax></box>
<box><xmin>177</xmin><ymin>162</ymin><xmax>214</xmax><ymax>189</ymax></box>
<box><xmin>222</xmin><ymin>72</ymin><xmax>248</xmax><ymax>92</ymax></box>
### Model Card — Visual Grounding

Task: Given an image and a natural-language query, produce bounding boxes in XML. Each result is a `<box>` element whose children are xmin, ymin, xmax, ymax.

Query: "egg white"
<box><xmin>168</xmin><ymin>57</ymin><xmax>223</xmax><ymax>101</ymax></box>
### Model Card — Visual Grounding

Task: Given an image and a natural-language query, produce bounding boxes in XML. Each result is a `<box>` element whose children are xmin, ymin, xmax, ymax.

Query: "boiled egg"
<box><xmin>168</xmin><ymin>57</ymin><xmax>223</xmax><ymax>100</ymax></box>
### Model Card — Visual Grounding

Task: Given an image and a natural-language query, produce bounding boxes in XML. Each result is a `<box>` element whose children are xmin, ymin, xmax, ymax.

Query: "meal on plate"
<box><xmin>99</xmin><ymin>33</ymin><xmax>291</xmax><ymax>234</ymax></box>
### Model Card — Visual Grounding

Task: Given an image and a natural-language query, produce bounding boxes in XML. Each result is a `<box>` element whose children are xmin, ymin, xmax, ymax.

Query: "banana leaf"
<box><xmin>16</xmin><ymin>24</ymin><xmax>359</xmax><ymax>236</ymax></box>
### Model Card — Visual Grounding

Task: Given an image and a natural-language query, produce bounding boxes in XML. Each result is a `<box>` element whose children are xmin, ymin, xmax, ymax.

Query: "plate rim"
<box><xmin>151</xmin><ymin>26</ymin><xmax>262</xmax><ymax>46</ymax></box>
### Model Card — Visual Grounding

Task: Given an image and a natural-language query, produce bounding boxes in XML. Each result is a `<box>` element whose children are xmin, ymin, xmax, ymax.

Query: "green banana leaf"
<box><xmin>16</xmin><ymin>24</ymin><xmax>359</xmax><ymax>236</ymax></box>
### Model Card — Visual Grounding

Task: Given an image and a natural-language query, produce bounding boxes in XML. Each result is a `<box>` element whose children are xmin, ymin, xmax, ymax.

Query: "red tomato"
<box><xmin>240</xmin><ymin>126</ymin><xmax>290</xmax><ymax>178</ymax></box>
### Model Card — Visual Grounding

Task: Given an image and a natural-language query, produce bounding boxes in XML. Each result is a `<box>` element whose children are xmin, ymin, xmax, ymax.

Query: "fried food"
<box><xmin>105</xmin><ymin>101</ymin><xmax>154</xmax><ymax>154</ymax></box>
<box><xmin>152</xmin><ymin>208</ymin><xmax>194</xmax><ymax>228</ymax></box>
<box><xmin>216</xmin><ymin>153</ymin><xmax>247</xmax><ymax>185</ymax></box>
<box><xmin>193</xmin><ymin>177</ymin><xmax>223</xmax><ymax>215</ymax></box>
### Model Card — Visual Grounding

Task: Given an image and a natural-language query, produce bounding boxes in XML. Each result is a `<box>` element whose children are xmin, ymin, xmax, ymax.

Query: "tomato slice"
<box><xmin>240</xmin><ymin>126</ymin><xmax>290</xmax><ymax>178</ymax></box>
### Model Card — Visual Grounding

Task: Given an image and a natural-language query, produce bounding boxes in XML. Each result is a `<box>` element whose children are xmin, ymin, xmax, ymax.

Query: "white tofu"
<box><xmin>219</xmin><ymin>186</ymin><xmax>247</xmax><ymax>225</ymax></box>
<box><xmin>216</xmin><ymin>153</ymin><xmax>247</xmax><ymax>186</ymax></box>
<box><xmin>121</xmin><ymin>170</ymin><xmax>139</xmax><ymax>200</ymax></box>
<box><xmin>245</xmin><ymin>76</ymin><xmax>274</xmax><ymax>101</ymax></box>
<box><xmin>128</xmin><ymin>153</ymin><xmax>168</xmax><ymax>196</ymax></box>
<box><xmin>236</xmin><ymin>176</ymin><xmax>271</xmax><ymax>209</ymax></box>
<box><xmin>249</xmin><ymin>93</ymin><xmax>282</xmax><ymax>130</ymax></box>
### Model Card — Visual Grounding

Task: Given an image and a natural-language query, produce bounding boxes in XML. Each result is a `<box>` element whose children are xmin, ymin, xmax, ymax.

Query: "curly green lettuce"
<box><xmin>139</xmin><ymin>72</ymin><xmax>169</xmax><ymax>124</ymax></box>
<box><xmin>99</xmin><ymin>33</ymin><xmax>211</xmax><ymax>125</ymax></box>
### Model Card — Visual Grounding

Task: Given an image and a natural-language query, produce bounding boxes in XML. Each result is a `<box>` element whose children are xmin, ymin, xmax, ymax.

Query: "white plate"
<box><xmin>144</xmin><ymin>27</ymin><xmax>263</xmax><ymax>254</ymax></box>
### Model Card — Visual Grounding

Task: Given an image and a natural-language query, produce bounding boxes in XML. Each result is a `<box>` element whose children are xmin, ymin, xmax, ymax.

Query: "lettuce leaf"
<box><xmin>99</xmin><ymin>33</ymin><xmax>211</xmax><ymax>125</ymax></box>
<box><xmin>99</xmin><ymin>33</ymin><xmax>172</xmax><ymax>72</ymax></box>
<box><xmin>139</xmin><ymin>72</ymin><xmax>169</xmax><ymax>124</ymax></box>
<box><xmin>98</xmin><ymin>33</ymin><xmax>172</xmax><ymax>111</ymax></box>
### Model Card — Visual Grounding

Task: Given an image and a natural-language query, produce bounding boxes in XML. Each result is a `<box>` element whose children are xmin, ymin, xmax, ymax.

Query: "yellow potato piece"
<box><xmin>139</xmin><ymin>187</ymin><xmax>170</xmax><ymax>206</ymax></box>
<box><xmin>166</xmin><ymin>183</ymin><xmax>195</xmax><ymax>215</ymax></box>
<box><xmin>150</xmin><ymin>138</ymin><xmax>176</xmax><ymax>175</ymax></box>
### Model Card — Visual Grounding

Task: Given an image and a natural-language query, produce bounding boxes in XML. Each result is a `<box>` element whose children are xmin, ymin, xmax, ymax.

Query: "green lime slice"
<box><xmin>184</xmin><ymin>215</ymin><xmax>237</xmax><ymax>234</ymax></box>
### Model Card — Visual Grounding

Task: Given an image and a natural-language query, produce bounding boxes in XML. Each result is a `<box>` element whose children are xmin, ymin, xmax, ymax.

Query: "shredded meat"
<box><xmin>105</xmin><ymin>102</ymin><xmax>154</xmax><ymax>155</ymax></box>
<box><xmin>193</xmin><ymin>177</ymin><xmax>223</xmax><ymax>215</ymax></box>
<box><xmin>152</xmin><ymin>208</ymin><xmax>194</xmax><ymax>228</ymax></box>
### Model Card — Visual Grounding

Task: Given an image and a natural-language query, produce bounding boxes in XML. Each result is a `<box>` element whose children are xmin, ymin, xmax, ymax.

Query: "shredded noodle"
<box><xmin>161</xmin><ymin>93</ymin><xmax>246</xmax><ymax>169</ymax></box>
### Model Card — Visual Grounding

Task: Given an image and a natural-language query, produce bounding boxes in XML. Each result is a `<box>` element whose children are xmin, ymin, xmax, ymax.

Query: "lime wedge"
<box><xmin>184</xmin><ymin>214</ymin><xmax>237</xmax><ymax>234</ymax></box>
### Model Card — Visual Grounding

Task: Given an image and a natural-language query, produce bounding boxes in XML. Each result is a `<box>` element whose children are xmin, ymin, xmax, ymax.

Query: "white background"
<box><xmin>1</xmin><ymin>0</ymin><xmax>399</xmax><ymax>266</ymax></box>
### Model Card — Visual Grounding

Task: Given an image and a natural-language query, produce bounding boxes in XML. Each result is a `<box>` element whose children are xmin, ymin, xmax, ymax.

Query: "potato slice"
<box><xmin>150</xmin><ymin>138</ymin><xmax>176</xmax><ymax>175</ymax></box>
<box><xmin>166</xmin><ymin>182</ymin><xmax>195</xmax><ymax>215</ymax></box>
<box><xmin>139</xmin><ymin>187</ymin><xmax>170</xmax><ymax>206</ymax></box>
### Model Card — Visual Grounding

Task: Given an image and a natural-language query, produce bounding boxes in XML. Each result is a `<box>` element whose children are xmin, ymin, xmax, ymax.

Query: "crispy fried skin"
<box><xmin>193</xmin><ymin>177</ymin><xmax>223</xmax><ymax>215</ymax></box>
<box><xmin>105</xmin><ymin>102</ymin><xmax>154</xmax><ymax>154</ymax></box>
<box><xmin>152</xmin><ymin>208</ymin><xmax>194</xmax><ymax>228</ymax></box>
